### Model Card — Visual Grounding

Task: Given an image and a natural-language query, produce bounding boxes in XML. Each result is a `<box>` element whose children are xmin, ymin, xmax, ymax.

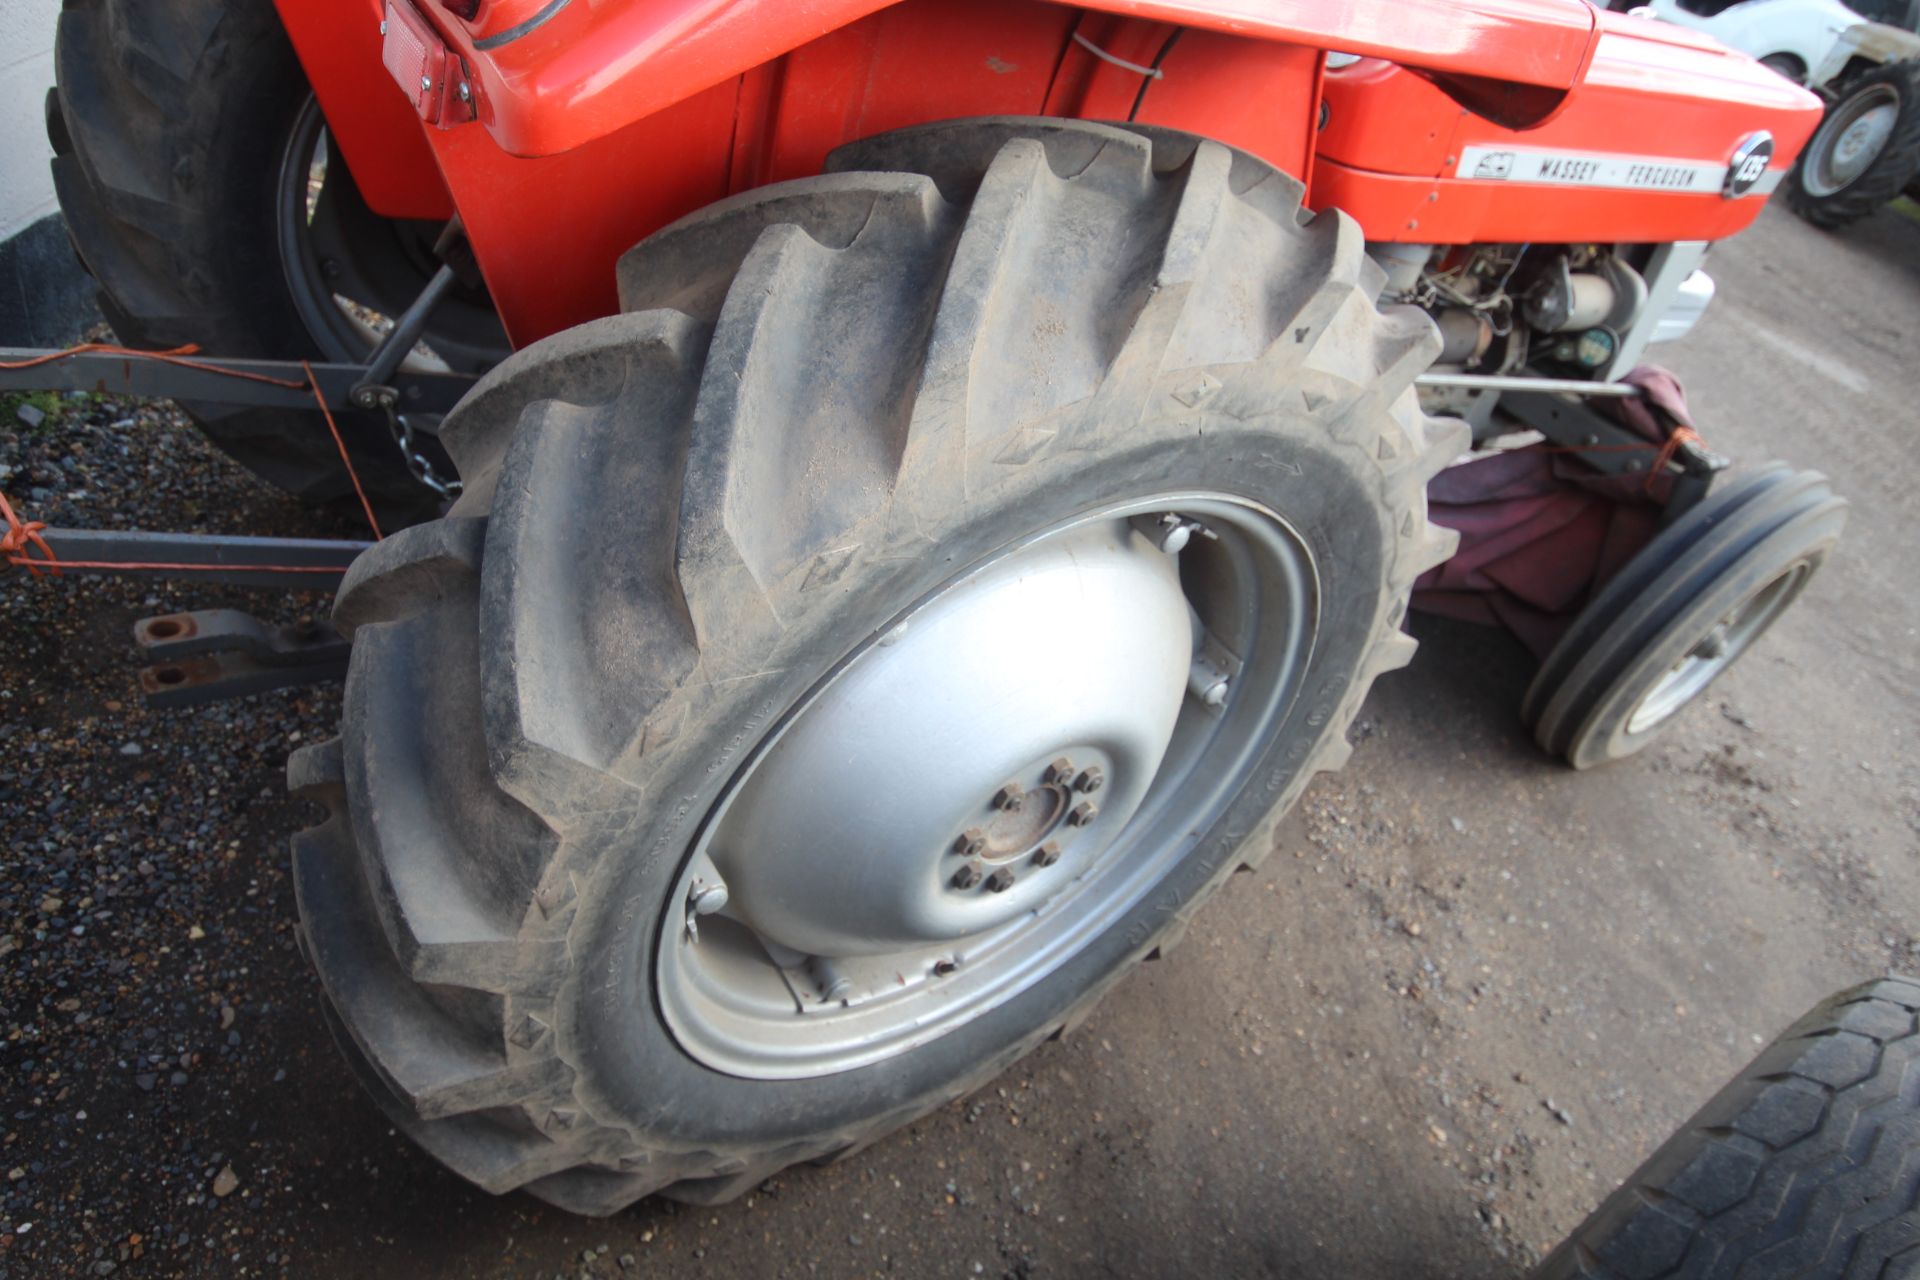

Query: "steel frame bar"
<box><xmin>28</xmin><ymin>529</ymin><xmax>369</xmax><ymax>591</ymax></box>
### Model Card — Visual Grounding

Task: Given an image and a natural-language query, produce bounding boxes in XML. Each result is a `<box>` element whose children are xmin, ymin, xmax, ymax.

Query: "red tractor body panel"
<box><xmin>273</xmin><ymin>0</ymin><xmax>1822</xmax><ymax>347</ymax></box>
<box><xmin>1316</xmin><ymin>11</ymin><xmax>1823</xmax><ymax>243</ymax></box>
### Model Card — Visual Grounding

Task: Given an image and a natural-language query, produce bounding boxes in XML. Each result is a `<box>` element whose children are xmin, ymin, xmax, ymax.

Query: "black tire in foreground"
<box><xmin>287</xmin><ymin>118</ymin><xmax>1465</xmax><ymax>1212</ymax></box>
<box><xmin>1538</xmin><ymin>977</ymin><xmax>1920</xmax><ymax>1279</ymax></box>
<box><xmin>1789</xmin><ymin>59</ymin><xmax>1920</xmax><ymax>230</ymax></box>
<box><xmin>48</xmin><ymin>0</ymin><xmax>500</xmax><ymax>524</ymax></box>
<box><xmin>1522</xmin><ymin>465</ymin><xmax>1844</xmax><ymax>769</ymax></box>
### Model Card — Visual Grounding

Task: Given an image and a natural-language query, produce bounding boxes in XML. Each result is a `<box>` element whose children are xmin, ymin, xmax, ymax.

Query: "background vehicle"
<box><xmin>1633</xmin><ymin>0</ymin><xmax>1917</xmax><ymax>83</ymax></box>
<box><xmin>34</xmin><ymin>0</ymin><xmax>1837</xmax><ymax>1215</ymax></box>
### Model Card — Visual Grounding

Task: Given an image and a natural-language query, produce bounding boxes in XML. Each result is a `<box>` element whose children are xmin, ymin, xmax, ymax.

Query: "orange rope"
<box><xmin>301</xmin><ymin>360</ymin><xmax>383</xmax><ymax>541</ymax></box>
<box><xmin>1646</xmin><ymin>424</ymin><xmax>1704</xmax><ymax>490</ymax></box>
<box><xmin>0</xmin><ymin>491</ymin><xmax>57</xmax><ymax>576</ymax></box>
<box><xmin>1</xmin><ymin>342</ymin><xmax>386</xmax><ymax>578</ymax></box>
<box><xmin>0</xmin><ymin>341</ymin><xmax>310</xmax><ymax>390</ymax></box>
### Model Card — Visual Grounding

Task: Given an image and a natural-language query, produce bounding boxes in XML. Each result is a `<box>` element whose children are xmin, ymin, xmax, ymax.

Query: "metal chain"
<box><xmin>364</xmin><ymin>389</ymin><xmax>462</xmax><ymax>498</ymax></box>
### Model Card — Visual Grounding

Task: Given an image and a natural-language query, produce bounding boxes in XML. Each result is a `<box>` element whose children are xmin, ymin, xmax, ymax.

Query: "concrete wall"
<box><xmin>0</xmin><ymin>1</ymin><xmax>97</xmax><ymax>346</ymax></box>
<box><xmin>1</xmin><ymin>0</ymin><xmax>59</xmax><ymax>242</ymax></box>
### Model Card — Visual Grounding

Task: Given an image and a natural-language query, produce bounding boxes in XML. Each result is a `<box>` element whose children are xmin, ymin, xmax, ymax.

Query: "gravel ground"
<box><xmin>1</xmin><ymin>199</ymin><xmax>1916</xmax><ymax>1279</ymax></box>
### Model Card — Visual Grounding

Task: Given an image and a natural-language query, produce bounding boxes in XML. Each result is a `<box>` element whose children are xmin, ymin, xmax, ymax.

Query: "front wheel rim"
<box><xmin>656</xmin><ymin>493</ymin><xmax>1321</xmax><ymax>1079</ymax></box>
<box><xmin>1803</xmin><ymin>86</ymin><xmax>1902</xmax><ymax>197</ymax></box>
<box><xmin>1625</xmin><ymin>560</ymin><xmax>1811</xmax><ymax>735</ymax></box>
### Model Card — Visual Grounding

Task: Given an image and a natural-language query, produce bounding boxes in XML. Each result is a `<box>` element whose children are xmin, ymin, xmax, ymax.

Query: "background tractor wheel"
<box><xmin>1789</xmin><ymin>59</ymin><xmax>1920</xmax><ymax>230</ymax></box>
<box><xmin>288</xmin><ymin>118</ymin><xmax>1465</xmax><ymax>1213</ymax></box>
<box><xmin>49</xmin><ymin>0</ymin><xmax>506</xmax><ymax>526</ymax></box>
<box><xmin>1522</xmin><ymin>465</ymin><xmax>1845</xmax><ymax>769</ymax></box>
<box><xmin>1537</xmin><ymin>977</ymin><xmax>1920</xmax><ymax>1279</ymax></box>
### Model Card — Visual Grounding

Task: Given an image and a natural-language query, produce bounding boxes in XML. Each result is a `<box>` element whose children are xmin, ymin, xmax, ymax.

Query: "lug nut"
<box><xmin>951</xmin><ymin>861</ymin><xmax>984</xmax><ymax>890</ymax></box>
<box><xmin>986</xmin><ymin>867</ymin><xmax>1017</xmax><ymax>893</ymax></box>
<box><xmin>1032</xmin><ymin>841</ymin><xmax>1062</xmax><ymax>868</ymax></box>
<box><xmin>1067</xmin><ymin>801</ymin><xmax>1099</xmax><ymax>828</ymax></box>
<box><xmin>953</xmin><ymin>828</ymin><xmax>987</xmax><ymax>857</ymax></box>
<box><xmin>1074</xmin><ymin>765</ymin><xmax>1105</xmax><ymax>794</ymax></box>
<box><xmin>992</xmin><ymin>783</ymin><xmax>1024</xmax><ymax>812</ymax></box>
<box><xmin>1044</xmin><ymin>757</ymin><xmax>1077</xmax><ymax>786</ymax></box>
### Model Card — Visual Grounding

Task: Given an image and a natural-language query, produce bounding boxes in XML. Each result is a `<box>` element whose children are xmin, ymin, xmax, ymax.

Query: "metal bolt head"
<box><xmin>379</xmin><ymin>19</ymin><xmax>388</xmax><ymax>35</ymax></box>
<box><xmin>932</xmin><ymin>958</ymin><xmax>959</xmax><ymax>978</ymax></box>
<box><xmin>1031</xmin><ymin>841</ymin><xmax>1062</xmax><ymax>868</ymax></box>
<box><xmin>1044</xmin><ymin>757</ymin><xmax>1076</xmax><ymax>786</ymax></box>
<box><xmin>457</xmin><ymin>81</ymin><xmax>472</xmax><ymax>103</ymax></box>
<box><xmin>992</xmin><ymin>783</ymin><xmax>1024</xmax><ymax>812</ymax></box>
<box><xmin>986</xmin><ymin>867</ymin><xmax>1017</xmax><ymax>894</ymax></box>
<box><xmin>689</xmin><ymin>882</ymin><xmax>729</xmax><ymax>916</ymax></box>
<box><xmin>1200</xmin><ymin>677</ymin><xmax>1230</xmax><ymax>708</ymax></box>
<box><xmin>1074</xmin><ymin>765</ymin><xmax>1105</xmax><ymax>794</ymax></box>
<box><xmin>1067</xmin><ymin>801</ymin><xmax>1099</xmax><ymax>828</ymax></box>
<box><xmin>951</xmin><ymin>861</ymin><xmax>984</xmax><ymax>890</ymax></box>
<box><xmin>421</xmin><ymin>75</ymin><xmax>434</xmax><ymax>92</ymax></box>
<box><xmin>953</xmin><ymin>828</ymin><xmax>987</xmax><ymax>858</ymax></box>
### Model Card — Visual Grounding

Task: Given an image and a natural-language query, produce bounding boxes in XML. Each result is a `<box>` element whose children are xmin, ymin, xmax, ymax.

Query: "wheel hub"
<box><xmin>654</xmin><ymin>494</ymin><xmax>1323</xmax><ymax>1079</ymax></box>
<box><xmin>1806</xmin><ymin>88</ymin><xmax>1900</xmax><ymax>196</ymax></box>
<box><xmin>709</xmin><ymin>522</ymin><xmax>1192</xmax><ymax>958</ymax></box>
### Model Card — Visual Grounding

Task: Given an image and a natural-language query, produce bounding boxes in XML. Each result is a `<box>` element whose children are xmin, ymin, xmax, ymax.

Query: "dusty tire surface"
<box><xmin>1537</xmin><ymin>977</ymin><xmax>1920</xmax><ymax>1280</ymax></box>
<box><xmin>1789</xmin><ymin>60</ymin><xmax>1920</xmax><ymax>230</ymax></box>
<box><xmin>1522</xmin><ymin>466</ymin><xmax>1844</xmax><ymax>769</ymax></box>
<box><xmin>48</xmin><ymin>0</ymin><xmax>453</xmax><ymax>523</ymax></box>
<box><xmin>289</xmin><ymin>118</ymin><xmax>1465</xmax><ymax>1213</ymax></box>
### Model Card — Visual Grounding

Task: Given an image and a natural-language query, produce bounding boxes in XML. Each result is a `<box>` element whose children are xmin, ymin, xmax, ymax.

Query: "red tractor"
<box><xmin>30</xmin><ymin>0</ymin><xmax>1849</xmax><ymax>1247</ymax></box>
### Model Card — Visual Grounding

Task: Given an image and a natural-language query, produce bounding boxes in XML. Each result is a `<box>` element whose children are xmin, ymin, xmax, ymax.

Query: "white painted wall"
<box><xmin>0</xmin><ymin>0</ymin><xmax>59</xmax><ymax>242</ymax></box>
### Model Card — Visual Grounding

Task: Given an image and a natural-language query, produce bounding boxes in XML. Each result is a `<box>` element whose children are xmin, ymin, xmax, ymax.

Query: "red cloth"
<box><xmin>1411</xmin><ymin>367</ymin><xmax>1692</xmax><ymax>659</ymax></box>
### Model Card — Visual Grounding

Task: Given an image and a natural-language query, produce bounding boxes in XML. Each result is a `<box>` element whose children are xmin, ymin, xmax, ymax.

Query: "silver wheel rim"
<box><xmin>656</xmin><ymin>494</ymin><xmax>1321</xmax><ymax>1079</ymax></box>
<box><xmin>1803</xmin><ymin>86</ymin><xmax>1901</xmax><ymax>197</ymax></box>
<box><xmin>1624</xmin><ymin>561</ymin><xmax>1811</xmax><ymax>736</ymax></box>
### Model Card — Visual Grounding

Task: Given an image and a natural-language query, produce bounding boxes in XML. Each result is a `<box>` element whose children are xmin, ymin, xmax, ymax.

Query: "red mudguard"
<box><xmin>272</xmin><ymin>0</ymin><xmax>1820</xmax><ymax>347</ymax></box>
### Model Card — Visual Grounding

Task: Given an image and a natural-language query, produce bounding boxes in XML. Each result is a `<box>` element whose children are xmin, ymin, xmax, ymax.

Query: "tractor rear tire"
<box><xmin>1537</xmin><ymin>977</ymin><xmax>1920</xmax><ymax>1279</ymax></box>
<box><xmin>48</xmin><ymin>0</ymin><xmax>490</xmax><ymax>526</ymax></box>
<box><xmin>1789</xmin><ymin>59</ymin><xmax>1920</xmax><ymax>230</ymax></box>
<box><xmin>288</xmin><ymin>118</ymin><xmax>1464</xmax><ymax>1213</ymax></box>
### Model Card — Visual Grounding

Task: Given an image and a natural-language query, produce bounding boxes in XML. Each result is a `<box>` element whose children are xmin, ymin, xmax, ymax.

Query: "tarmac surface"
<box><xmin>1</xmin><ymin>198</ymin><xmax>1916</xmax><ymax>1279</ymax></box>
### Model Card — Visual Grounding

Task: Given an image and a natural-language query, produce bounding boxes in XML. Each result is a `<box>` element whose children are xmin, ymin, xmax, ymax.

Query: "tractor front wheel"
<box><xmin>290</xmin><ymin>119</ymin><xmax>1464</xmax><ymax>1212</ymax></box>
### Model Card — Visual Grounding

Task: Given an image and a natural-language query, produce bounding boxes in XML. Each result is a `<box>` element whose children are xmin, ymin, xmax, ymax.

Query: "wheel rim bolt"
<box><xmin>1067</xmin><ymin>801</ymin><xmax>1098</xmax><ymax>828</ymax></box>
<box><xmin>953</xmin><ymin>828</ymin><xmax>987</xmax><ymax>857</ymax></box>
<box><xmin>1031</xmin><ymin>841</ymin><xmax>1062</xmax><ymax>868</ymax></box>
<box><xmin>992</xmin><ymin>783</ymin><xmax>1024</xmax><ymax>812</ymax></box>
<box><xmin>986</xmin><ymin>868</ymin><xmax>1017</xmax><ymax>893</ymax></box>
<box><xmin>951</xmin><ymin>861</ymin><xmax>984</xmax><ymax>890</ymax></box>
<box><xmin>1044</xmin><ymin>757</ymin><xmax>1077</xmax><ymax>786</ymax></box>
<box><xmin>1074</xmin><ymin>766</ymin><xmax>1104</xmax><ymax>794</ymax></box>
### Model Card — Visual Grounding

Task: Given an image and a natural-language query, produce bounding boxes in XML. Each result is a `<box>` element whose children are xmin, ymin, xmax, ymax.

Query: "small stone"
<box><xmin>618</xmin><ymin>1254</ymin><xmax>636</xmax><ymax>1269</ymax></box>
<box><xmin>6</xmin><ymin>1168</ymin><xmax>22</xmax><ymax>1182</ymax></box>
<box><xmin>211</xmin><ymin>1166</ymin><xmax>239</xmax><ymax>1197</ymax></box>
<box><xmin>15</xmin><ymin>404</ymin><xmax>45</xmax><ymax>428</ymax></box>
<box><xmin>187</xmin><ymin>925</ymin><xmax>205</xmax><ymax>941</ymax></box>
<box><xmin>1449</xmin><ymin>816</ymin><xmax>1466</xmax><ymax>833</ymax></box>
<box><xmin>134</xmin><ymin>1074</ymin><xmax>156</xmax><ymax>1092</ymax></box>
<box><xmin>1546</xmin><ymin>1100</ymin><xmax>1574</xmax><ymax>1126</ymax></box>
<box><xmin>39</xmin><ymin>897</ymin><xmax>61</xmax><ymax>914</ymax></box>
<box><xmin>220</xmin><ymin>1005</ymin><xmax>235</xmax><ymax>1030</ymax></box>
<box><xmin>169</xmin><ymin>1071</ymin><xmax>188</xmax><ymax>1087</ymax></box>
<box><xmin>118</xmin><ymin>742</ymin><xmax>142</xmax><ymax>756</ymax></box>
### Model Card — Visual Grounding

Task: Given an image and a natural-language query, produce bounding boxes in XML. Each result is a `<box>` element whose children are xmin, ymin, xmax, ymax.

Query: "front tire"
<box><xmin>290</xmin><ymin>119</ymin><xmax>1464</xmax><ymax>1212</ymax></box>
